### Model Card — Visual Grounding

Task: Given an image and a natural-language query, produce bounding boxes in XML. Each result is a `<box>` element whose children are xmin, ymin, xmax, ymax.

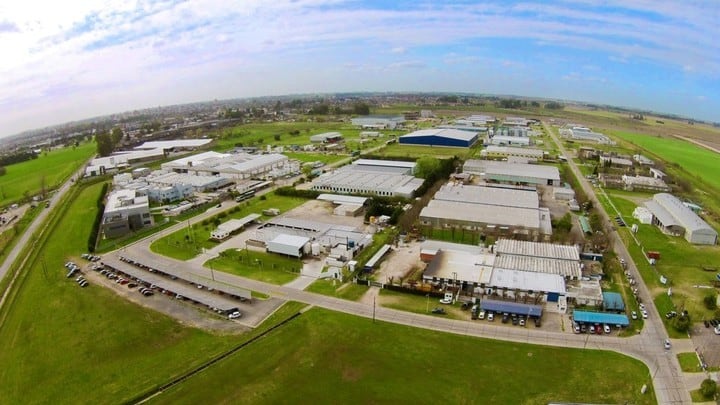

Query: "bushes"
<box><xmin>704</xmin><ymin>292</ymin><xmax>718</xmax><ymax>310</ymax></box>
<box><xmin>700</xmin><ymin>379</ymin><xmax>717</xmax><ymax>399</ymax></box>
<box><xmin>87</xmin><ymin>183</ymin><xmax>109</xmax><ymax>252</ymax></box>
<box><xmin>274</xmin><ymin>187</ymin><xmax>320</xmax><ymax>199</ymax></box>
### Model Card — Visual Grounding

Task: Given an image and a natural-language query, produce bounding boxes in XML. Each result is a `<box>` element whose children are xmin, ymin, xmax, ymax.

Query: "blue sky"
<box><xmin>0</xmin><ymin>0</ymin><xmax>718</xmax><ymax>137</ymax></box>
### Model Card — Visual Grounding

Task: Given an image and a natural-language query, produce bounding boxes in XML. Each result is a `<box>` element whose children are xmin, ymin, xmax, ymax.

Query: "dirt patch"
<box><xmin>284</xmin><ymin>199</ymin><xmax>368</xmax><ymax>229</ymax></box>
<box><xmin>374</xmin><ymin>242</ymin><xmax>426</xmax><ymax>283</ymax></box>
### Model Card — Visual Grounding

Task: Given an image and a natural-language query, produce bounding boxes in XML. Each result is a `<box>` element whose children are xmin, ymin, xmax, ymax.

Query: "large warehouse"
<box><xmin>419</xmin><ymin>183</ymin><xmax>552</xmax><ymax>239</ymax></box>
<box><xmin>161</xmin><ymin>151</ymin><xmax>296</xmax><ymax>180</ymax></box>
<box><xmin>643</xmin><ymin>193</ymin><xmax>718</xmax><ymax>245</ymax></box>
<box><xmin>463</xmin><ymin>160</ymin><xmax>561</xmax><ymax>186</ymax></box>
<box><xmin>481</xmin><ymin>145</ymin><xmax>544</xmax><ymax>161</ymax></box>
<box><xmin>493</xmin><ymin>239</ymin><xmax>582</xmax><ymax>280</ymax></box>
<box><xmin>351</xmin><ymin>115</ymin><xmax>405</xmax><ymax>130</ymax></box>
<box><xmin>399</xmin><ymin>128</ymin><xmax>478</xmax><ymax>147</ymax></box>
<box><xmin>311</xmin><ymin>159</ymin><xmax>423</xmax><ymax>198</ymax></box>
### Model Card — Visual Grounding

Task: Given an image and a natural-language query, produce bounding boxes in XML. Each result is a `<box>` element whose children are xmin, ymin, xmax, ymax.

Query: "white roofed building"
<box><xmin>643</xmin><ymin>193</ymin><xmax>717</xmax><ymax>244</ymax></box>
<box><xmin>481</xmin><ymin>146</ymin><xmax>544</xmax><ymax>161</ymax></box>
<box><xmin>101</xmin><ymin>189</ymin><xmax>153</xmax><ymax>238</ymax></box>
<box><xmin>311</xmin><ymin>159</ymin><xmax>422</xmax><ymax>198</ymax></box>
<box><xmin>161</xmin><ymin>151</ymin><xmax>292</xmax><ymax>180</ymax></box>
<box><xmin>464</xmin><ymin>160</ymin><xmax>561</xmax><ymax>186</ymax></box>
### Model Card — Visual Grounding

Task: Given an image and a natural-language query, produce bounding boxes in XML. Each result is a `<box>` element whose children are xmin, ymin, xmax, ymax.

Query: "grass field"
<box><xmin>378</xmin><ymin>288</ymin><xmax>470</xmax><ymax>320</ymax></box>
<box><xmin>371</xmin><ymin>143</ymin><xmax>476</xmax><ymax>159</ymax></box>
<box><xmin>0</xmin><ymin>182</ymin><xmax>240</xmax><ymax>404</ymax></box>
<box><xmin>677</xmin><ymin>352</ymin><xmax>703</xmax><ymax>372</ymax></box>
<box><xmin>150</xmin><ymin>194</ymin><xmax>307</xmax><ymax>260</ymax></box>
<box><xmin>305</xmin><ymin>279</ymin><xmax>369</xmax><ymax>300</ymax></box>
<box><xmin>152</xmin><ymin>307</ymin><xmax>655</xmax><ymax>404</ymax></box>
<box><xmin>204</xmin><ymin>249</ymin><xmax>302</xmax><ymax>285</ymax></box>
<box><xmin>608</xmin><ymin>130</ymin><xmax>720</xmax><ymax>192</ymax></box>
<box><xmin>598</xmin><ymin>191</ymin><xmax>720</xmax><ymax>326</ymax></box>
<box><xmin>0</xmin><ymin>142</ymin><xmax>95</xmax><ymax>206</ymax></box>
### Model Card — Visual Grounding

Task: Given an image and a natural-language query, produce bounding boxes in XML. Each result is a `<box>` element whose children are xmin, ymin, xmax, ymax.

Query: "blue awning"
<box><xmin>573</xmin><ymin>310</ymin><xmax>629</xmax><ymax>326</ymax></box>
<box><xmin>480</xmin><ymin>299</ymin><xmax>542</xmax><ymax>317</ymax></box>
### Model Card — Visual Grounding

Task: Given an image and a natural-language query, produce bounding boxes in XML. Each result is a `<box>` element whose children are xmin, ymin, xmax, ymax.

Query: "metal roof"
<box><xmin>317</xmin><ymin>194</ymin><xmax>369</xmax><ymax>205</ymax></box>
<box><xmin>495</xmin><ymin>239</ymin><xmax>580</xmax><ymax>261</ymax></box>
<box><xmin>481</xmin><ymin>299</ymin><xmax>542</xmax><ymax>317</ymax></box>
<box><xmin>578</xmin><ymin>216</ymin><xmax>592</xmax><ymax>234</ymax></box>
<box><xmin>652</xmin><ymin>193</ymin><xmax>716</xmax><ymax>234</ymax></box>
<box><xmin>135</xmin><ymin>139</ymin><xmax>212</xmax><ymax>150</ymax></box>
<box><xmin>489</xmin><ymin>268</ymin><xmax>565</xmax><ymax>294</ymax></box>
<box><xmin>602</xmin><ymin>292</ymin><xmax>625</xmax><ymax>311</ymax></box>
<box><xmin>433</xmin><ymin>183</ymin><xmax>539</xmax><ymax>209</ymax></box>
<box><xmin>269</xmin><ymin>233</ymin><xmax>311</xmax><ymax>248</ymax></box>
<box><xmin>400</xmin><ymin>128</ymin><xmax>478</xmax><ymax>141</ymax></box>
<box><xmin>217</xmin><ymin>214</ymin><xmax>261</xmax><ymax>233</ymax></box>
<box><xmin>354</xmin><ymin>159</ymin><xmax>416</xmax><ymax>169</ymax></box>
<box><xmin>463</xmin><ymin>160</ymin><xmax>560</xmax><ymax>182</ymax></box>
<box><xmin>573</xmin><ymin>310</ymin><xmax>629</xmax><ymax>326</ymax></box>
<box><xmin>483</xmin><ymin>145</ymin><xmax>544</xmax><ymax>158</ymax></box>
<box><xmin>493</xmin><ymin>255</ymin><xmax>581</xmax><ymax>278</ymax></box>
<box><xmin>423</xmin><ymin>249</ymin><xmax>494</xmax><ymax>285</ymax></box>
<box><xmin>420</xmin><ymin>200</ymin><xmax>544</xmax><ymax>231</ymax></box>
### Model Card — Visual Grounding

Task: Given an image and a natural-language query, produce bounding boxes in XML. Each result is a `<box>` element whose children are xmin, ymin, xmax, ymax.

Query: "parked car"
<box><xmin>519</xmin><ymin>317</ymin><xmax>526</xmax><ymax>327</ymax></box>
<box><xmin>603</xmin><ymin>324</ymin><xmax>611</xmax><ymax>334</ymax></box>
<box><xmin>228</xmin><ymin>311</ymin><xmax>242</xmax><ymax>319</ymax></box>
<box><xmin>664</xmin><ymin>339</ymin><xmax>671</xmax><ymax>349</ymax></box>
<box><xmin>478</xmin><ymin>310</ymin><xmax>486</xmax><ymax>320</ymax></box>
<box><xmin>534</xmin><ymin>317</ymin><xmax>541</xmax><ymax>327</ymax></box>
<box><xmin>573</xmin><ymin>323</ymin><xmax>581</xmax><ymax>334</ymax></box>
<box><xmin>487</xmin><ymin>313</ymin><xmax>494</xmax><ymax>322</ymax></box>
<box><xmin>642</xmin><ymin>310</ymin><xmax>648</xmax><ymax>319</ymax></box>
<box><xmin>714</xmin><ymin>325</ymin><xmax>720</xmax><ymax>335</ymax></box>
<box><xmin>431</xmin><ymin>307</ymin><xmax>446</xmax><ymax>315</ymax></box>
<box><xmin>631</xmin><ymin>311</ymin><xmax>638</xmax><ymax>320</ymax></box>
<box><xmin>439</xmin><ymin>298</ymin><xmax>452</xmax><ymax>305</ymax></box>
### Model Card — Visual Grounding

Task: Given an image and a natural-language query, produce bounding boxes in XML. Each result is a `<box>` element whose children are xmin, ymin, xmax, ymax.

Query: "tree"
<box><xmin>96</xmin><ymin>132</ymin><xmax>114</xmax><ymax>157</ymax></box>
<box><xmin>111</xmin><ymin>127</ymin><xmax>124</xmax><ymax>145</ymax></box>
<box><xmin>352</xmin><ymin>102</ymin><xmax>370</xmax><ymax>115</ymax></box>
<box><xmin>0</xmin><ymin>166</ymin><xmax>5</xmax><ymax>176</ymax></box>
<box><xmin>700</xmin><ymin>378</ymin><xmax>717</xmax><ymax>399</ymax></box>
<box><xmin>704</xmin><ymin>292</ymin><xmax>717</xmax><ymax>310</ymax></box>
<box><xmin>671</xmin><ymin>313</ymin><xmax>691</xmax><ymax>332</ymax></box>
<box><xmin>414</xmin><ymin>157</ymin><xmax>441</xmax><ymax>179</ymax></box>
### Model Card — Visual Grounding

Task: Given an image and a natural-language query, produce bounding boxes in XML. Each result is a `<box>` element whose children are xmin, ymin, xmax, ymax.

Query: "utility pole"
<box><xmin>373</xmin><ymin>296</ymin><xmax>376</xmax><ymax>323</ymax></box>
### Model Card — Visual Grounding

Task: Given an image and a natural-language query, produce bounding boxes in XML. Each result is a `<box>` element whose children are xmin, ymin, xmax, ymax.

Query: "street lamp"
<box><xmin>426</xmin><ymin>293</ymin><xmax>430</xmax><ymax>313</ymax></box>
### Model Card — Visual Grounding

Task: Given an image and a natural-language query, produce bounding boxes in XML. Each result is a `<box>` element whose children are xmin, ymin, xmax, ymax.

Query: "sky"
<box><xmin>0</xmin><ymin>0</ymin><xmax>719</xmax><ymax>137</ymax></box>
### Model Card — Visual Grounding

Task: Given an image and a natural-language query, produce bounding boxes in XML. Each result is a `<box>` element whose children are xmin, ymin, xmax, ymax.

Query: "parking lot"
<box><xmin>691</xmin><ymin>321</ymin><xmax>720</xmax><ymax>368</ymax></box>
<box><xmin>81</xmin><ymin>257</ymin><xmax>287</xmax><ymax>331</ymax></box>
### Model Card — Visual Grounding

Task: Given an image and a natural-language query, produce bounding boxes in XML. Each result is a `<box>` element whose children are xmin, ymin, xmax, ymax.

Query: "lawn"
<box><xmin>608</xmin><ymin>130</ymin><xmax>720</xmax><ymax>192</ymax></box>
<box><xmin>150</xmin><ymin>193</ymin><xmax>307</xmax><ymax>260</ymax></box>
<box><xmin>378</xmin><ymin>288</ymin><xmax>469</xmax><ymax>320</ymax></box>
<box><xmin>205</xmin><ymin>248</ymin><xmax>302</xmax><ymax>285</ymax></box>
<box><xmin>305</xmin><ymin>279</ymin><xmax>369</xmax><ymax>301</ymax></box>
<box><xmin>677</xmin><ymin>352</ymin><xmax>703</xmax><ymax>372</ymax></box>
<box><xmin>0</xmin><ymin>141</ymin><xmax>95</xmax><ymax>206</ymax></box>
<box><xmin>152</xmin><ymin>307</ymin><xmax>655</xmax><ymax>405</ymax></box>
<box><xmin>284</xmin><ymin>152</ymin><xmax>347</xmax><ymax>165</ymax></box>
<box><xmin>0</xmin><ymin>182</ymin><xmax>239</xmax><ymax>404</ymax></box>
<box><xmin>598</xmin><ymin>192</ymin><xmax>720</xmax><ymax>326</ymax></box>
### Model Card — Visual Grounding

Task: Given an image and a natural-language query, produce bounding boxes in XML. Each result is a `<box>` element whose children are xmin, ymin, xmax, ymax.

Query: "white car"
<box><xmin>487</xmin><ymin>313</ymin><xmax>494</xmax><ymax>322</ymax></box>
<box><xmin>664</xmin><ymin>339</ymin><xmax>671</xmax><ymax>349</ymax></box>
<box><xmin>228</xmin><ymin>311</ymin><xmax>242</xmax><ymax>319</ymax></box>
<box><xmin>642</xmin><ymin>310</ymin><xmax>648</xmax><ymax>319</ymax></box>
<box><xmin>439</xmin><ymin>298</ymin><xmax>452</xmax><ymax>305</ymax></box>
<box><xmin>639</xmin><ymin>303</ymin><xmax>646</xmax><ymax>311</ymax></box>
<box><xmin>714</xmin><ymin>326</ymin><xmax>720</xmax><ymax>335</ymax></box>
<box><xmin>603</xmin><ymin>324</ymin><xmax>611</xmax><ymax>334</ymax></box>
<box><xmin>478</xmin><ymin>310</ymin><xmax>486</xmax><ymax>320</ymax></box>
<box><xmin>631</xmin><ymin>311</ymin><xmax>638</xmax><ymax>320</ymax></box>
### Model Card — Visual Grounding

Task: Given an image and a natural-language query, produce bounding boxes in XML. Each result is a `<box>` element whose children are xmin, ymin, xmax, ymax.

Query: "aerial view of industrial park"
<box><xmin>0</xmin><ymin>1</ymin><xmax>719</xmax><ymax>404</ymax></box>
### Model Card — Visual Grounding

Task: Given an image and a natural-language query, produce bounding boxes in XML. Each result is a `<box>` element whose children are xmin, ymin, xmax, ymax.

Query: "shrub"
<box><xmin>700</xmin><ymin>378</ymin><xmax>717</xmax><ymax>399</ymax></box>
<box><xmin>671</xmin><ymin>313</ymin><xmax>692</xmax><ymax>333</ymax></box>
<box><xmin>703</xmin><ymin>292</ymin><xmax>717</xmax><ymax>310</ymax></box>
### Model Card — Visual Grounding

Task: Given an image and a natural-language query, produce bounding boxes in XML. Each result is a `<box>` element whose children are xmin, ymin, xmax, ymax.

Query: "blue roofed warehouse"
<box><xmin>399</xmin><ymin>128</ymin><xmax>479</xmax><ymax>148</ymax></box>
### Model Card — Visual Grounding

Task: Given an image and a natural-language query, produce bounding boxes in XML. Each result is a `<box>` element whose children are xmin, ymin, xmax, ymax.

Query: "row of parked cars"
<box><xmin>470</xmin><ymin>305</ymin><xmax>541</xmax><ymax>327</ymax></box>
<box><xmin>64</xmin><ymin>262</ymin><xmax>88</xmax><ymax>287</ymax></box>
<box><xmin>574</xmin><ymin>322</ymin><xmax>612</xmax><ymax>334</ymax></box>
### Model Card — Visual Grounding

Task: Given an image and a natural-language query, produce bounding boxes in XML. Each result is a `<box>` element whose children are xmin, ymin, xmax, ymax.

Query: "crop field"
<box><xmin>150</xmin><ymin>194</ymin><xmax>307</xmax><ymax>260</ymax></box>
<box><xmin>151</xmin><ymin>307</ymin><xmax>654</xmax><ymax>405</ymax></box>
<box><xmin>204</xmin><ymin>248</ymin><xmax>302</xmax><ymax>285</ymax></box>
<box><xmin>608</xmin><ymin>130</ymin><xmax>720</xmax><ymax>192</ymax></box>
<box><xmin>0</xmin><ymin>142</ymin><xmax>95</xmax><ymax>206</ymax></box>
<box><xmin>0</xmin><ymin>182</ymin><xmax>238</xmax><ymax>404</ymax></box>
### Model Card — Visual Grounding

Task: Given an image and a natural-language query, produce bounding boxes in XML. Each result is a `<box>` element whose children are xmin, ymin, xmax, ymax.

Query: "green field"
<box><xmin>0</xmin><ymin>142</ymin><xmax>95</xmax><ymax>206</ymax></box>
<box><xmin>677</xmin><ymin>352</ymin><xmax>703</xmax><ymax>372</ymax></box>
<box><xmin>599</xmin><ymin>192</ymin><xmax>720</xmax><ymax>324</ymax></box>
<box><xmin>371</xmin><ymin>143</ymin><xmax>476</xmax><ymax>159</ymax></box>
<box><xmin>608</xmin><ymin>131</ymin><xmax>720</xmax><ymax>192</ymax></box>
<box><xmin>0</xmin><ymin>182</ymin><xmax>239</xmax><ymax>404</ymax></box>
<box><xmin>150</xmin><ymin>194</ymin><xmax>307</xmax><ymax>260</ymax></box>
<box><xmin>152</xmin><ymin>307</ymin><xmax>655</xmax><ymax>404</ymax></box>
<box><xmin>378</xmin><ymin>288</ymin><xmax>470</xmax><ymax>320</ymax></box>
<box><xmin>305</xmin><ymin>279</ymin><xmax>369</xmax><ymax>300</ymax></box>
<box><xmin>204</xmin><ymin>249</ymin><xmax>302</xmax><ymax>285</ymax></box>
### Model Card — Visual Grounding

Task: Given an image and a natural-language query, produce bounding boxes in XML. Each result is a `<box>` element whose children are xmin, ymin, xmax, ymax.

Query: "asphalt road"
<box><xmin>0</xmin><ymin>162</ymin><xmax>89</xmax><ymax>308</ymax></box>
<box><xmin>544</xmin><ymin>121</ymin><xmax>690</xmax><ymax>404</ymax></box>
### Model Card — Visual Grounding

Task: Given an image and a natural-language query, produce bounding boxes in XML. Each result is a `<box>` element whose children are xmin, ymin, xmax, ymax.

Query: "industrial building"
<box><xmin>503</xmin><ymin>117</ymin><xmax>531</xmax><ymax>126</ymax></box>
<box><xmin>494</xmin><ymin>239</ymin><xmax>582</xmax><ymax>280</ymax></box>
<box><xmin>101</xmin><ymin>189</ymin><xmax>153</xmax><ymax>238</ymax></box>
<box><xmin>210</xmin><ymin>214</ymin><xmax>260</xmax><ymax>240</ymax></box>
<box><xmin>488</xmin><ymin>135</ymin><xmax>531</xmax><ymax>146</ymax></box>
<box><xmin>162</xmin><ymin>151</ymin><xmax>297</xmax><ymax>180</ymax></box>
<box><xmin>419</xmin><ymin>184</ymin><xmax>551</xmax><ymax>239</ymax></box>
<box><xmin>399</xmin><ymin>128</ymin><xmax>478</xmax><ymax>147</ymax></box>
<box><xmin>600</xmin><ymin>155</ymin><xmax>633</xmax><ymax>168</ymax></box>
<box><xmin>622</xmin><ymin>175</ymin><xmax>670</xmax><ymax>192</ymax></box>
<box><xmin>481</xmin><ymin>146</ymin><xmax>544</xmax><ymax>161</ymax></box>
<box><xmin>463</xmin><ymin>160</ymin><xmax>561</xmax><ymax>186</ymax></box>
<box><xmin>632</xmin><ymin>207</ymin><xmax>653</xmax><ymax>224</ymax></box>
<box><xmin>316</xmin><ymin>194</ymin><xmax>368</xmax><ymax>217</ymax></box>
<box><xmin>494</xmin><ymin>126</ymin><xmax>530</xmax><ymax>137</ymax></box>
<box><xmin>643</xmin><ymin>193</ymin><xmax>717</xmax><ymax>245</ymax></box>
<box><xmin>422</xmin><ymin>248</ymin><xmax>494</xmax><ymax>287</ymax></box>
<box><xmin>310</xmin><ymin>132</ymin><xmax>344</xmax><ymax>143</ymax></box>
<box><xmin>351</xmin><ymin>115</ymin><xmax>405</xmax><ymax>130</ymax></box>
<box><xmin>553</xmin><ymin>187</ymin><xmax>575</xmax><ymax>201</ymax></box>
<box><xmin>311</xmin><ymin>159</ymin><xmax>422</xmax><ymax>198</ymax></box>
<box><xmin>487</xmin><ymin>268</ymin><xmax>566</xmax><ymax>302</ymax></box>
<box><xmin>560</xmin><ymin>126</ymin><xmax>613</xmax><ymax>144</ymax></box>
<box><xmin>633</xmin><ymin>154</ymin><xmax>655</xmax><ymax>165</ymax></box>
<box><xmin>85</xmin><ymin>149</ymin><xmax>166</xmax><ymax>176</ymax></box>
<box><xmin>134</xmin><ymin>139</ymin><xmax>212</xmax><ymax>151</ymax></box>
<box><xmin>266</xmin><ymin>234</ymin><xmax>311</xmax><ymax>258</ymax></box>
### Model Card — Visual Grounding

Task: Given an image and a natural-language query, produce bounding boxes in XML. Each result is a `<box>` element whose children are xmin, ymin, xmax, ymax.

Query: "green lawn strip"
<box><xmin>0</xmin><ymin>141</ymin><xmax>95</xmax><ymax>206</ymax></box>
<box><xmin>677</xmin><ymin>352</ymin><xmax>703</xmax><ymax>372</ymax></box>
<box><xmin>150</xmin><ymin>194</ymin><xmax>307</xmax><ymax>260</ymax></box>
<box><xmin>205</xmin><ymin>249</ymin><xmax>301</xmax><ymax>285</ymax></box>
<box><xmin>421</xmin><ymin>226</ymin><xmax>483</xmax><ymax>245</ymax></box>
<box><xmin>153</xmin><ymin>307</ymin><xmax>655</xmax><ymax>405</ymax></box>
<box><xmin>305</xmin><ymin>279</ymin><xmax>369</xmax><ymax>301</ymax></box>
<box><xmin>284</xmin><ymin>152</ymin><xmax>347</xmax><ymax>165</ymax></box>
<box><xmin>599</xmin><ymin>193</ymin><xmax>720</xmax><ymax>324</ymax></box>
<box><xmin>689</xmin><ymin>388</ymin><xmax>715</xmax><ymax>403</ymax></box>
<box><xmin>378</xmin><ymin>288</ymin><xmax>468</xmax><ymax>320</ymax></box>
<box><xmin>371</xmin><ymin>143</ymin><xmax>468</xmax><ymax>159</ymax></box>
<box><xmin>0</xmin><ymin>182</ymin><xmax>240</xmax><ymax>404</ymax></box>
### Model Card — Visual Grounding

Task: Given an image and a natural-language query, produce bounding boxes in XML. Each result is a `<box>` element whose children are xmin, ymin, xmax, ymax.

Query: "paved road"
<box><xmin>545</xmin><ymin>121</ymin><xmax>690</xmax><ymax>404</ymax></box>
<box><xmin>0</xmin><ymin>162</ymin><xmax>89</xmax><ymax>287</ymax></box>
<box><xmin>107</xmin><ymin>134</ymin><xmax>693</xmax><ymax>403</ymax></box>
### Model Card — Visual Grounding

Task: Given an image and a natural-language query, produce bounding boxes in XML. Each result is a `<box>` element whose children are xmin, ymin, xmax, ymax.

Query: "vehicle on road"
<box><xmin>664</xmin><ymin>339</ymin><xmax>671</xmax><ymax>349</ymax></box>
<box><xmin>642</xmin><ymin>310</ymin><xmax>648</xmax><ymax>319</ymax></box>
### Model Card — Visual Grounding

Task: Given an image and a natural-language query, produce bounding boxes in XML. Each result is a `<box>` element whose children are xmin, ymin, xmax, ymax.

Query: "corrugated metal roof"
<box><xmin>317</xmin><ymin>194</ymin><xmax>368</xmax><ymax>205</ymax></box>
<box><xmin>420</xmin><ymin>200</ymin><xmax>542</xmax><ymax>230</ymax></box>
<box><xmin>489</xmin><ymin>268</ymin><xmax>565</xmax><ymax>294</ymax></box>
<box><xmin>653</xmin><ymin>193</ymin><xmax>716</xmax><ymax>233</ymax></box>
<box><xmin>433</xmin><ymin>183</ymin><xmax>539</xmax><ymax>209</ymax></box>
<box><xmin>423</xmin><ymin>250</ymin><xmax>494</xmax><ymax>285</ymax></box>
<box><xmin>493</xmin><ymin>255</ymin><xmax>581</xmax><ymax>278</ymax></box>
<box><xmin>400</xmin><ymin>128</ymin><xmax>478</xmax><ymax>141</ymax></box>
<box><xmin>644</xmin><ymin>200</ymin><xmax>679</xmax><ymax>228</ymax></box>
<box><xmin>481</xmin><ymin>299</ymin><xmax>542</xmax><ymax>317</ymax></box>
<box><xmin>495</xmin><ymin>239</ymin><xmax>580</xmax><ymax>261</ymax></box>
<box><xmin>573</xmin><ymin>310</ymin><xmax>629</xmax><ymax>326</ymax></box>
<box><xmin>602</xmin><ymin>292</ymin><xmax>625</xmax><ymax>311</ymax></box>
<box><xmin>463</xmin><ymin>160</ymin><xmax>560</xmax><ymax>181</ymax></box>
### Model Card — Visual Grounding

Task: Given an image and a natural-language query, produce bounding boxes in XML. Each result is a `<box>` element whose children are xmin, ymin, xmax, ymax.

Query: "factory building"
<box><xmin>101</xmin><ymin>189</ymin><xmax>153</xmax><ymax>238</ymax></box>
<box><xmin>351</xmin><ymin>115</ymin><xmax>405</xmax><ymax>130</ymax></box>
<box><xmin>643</xmin><ymin>193</ymin><xmax>717</xmax><ymax>245</ymax></box>
<box><xmin>311</xmin><ymin>159</ymin><xmax>422</xmax><ymax>198</ymax></box>
<box><xmin>463</xmin><ymin>160</ymin><xmax>561</xmax><ymax>186</ymax></box>
<box><xmin>481</xmin><ymin>145</ymin><xmax>544</xmax><ymax>161</ymax></box>
<box><xmin>399</xmin><ymin>128</ymin><xmax>478</xmax><ymax>147</ymax></box>
<box><xmin>161</xmin><ymin>151</ymin><xmax>296</xmax><ymax>180</ymax></box>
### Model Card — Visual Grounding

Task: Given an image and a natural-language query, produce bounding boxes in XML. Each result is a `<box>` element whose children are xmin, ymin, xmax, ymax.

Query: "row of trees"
<box><xmin>308</xmin><ymin>102</ymin><xmax>370</xmax><ymax>115</ymax></box>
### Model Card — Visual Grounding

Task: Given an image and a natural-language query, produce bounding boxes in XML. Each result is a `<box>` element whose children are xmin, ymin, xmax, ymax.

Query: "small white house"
<box><xmin>632</xmin><ymin>207</ymin><xmax>653</xmax><ymax>224</ymax></box>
